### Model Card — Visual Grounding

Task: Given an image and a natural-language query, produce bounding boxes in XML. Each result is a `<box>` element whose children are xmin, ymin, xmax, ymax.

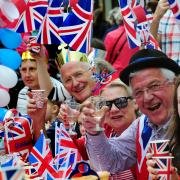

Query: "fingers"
<box><xmin>146</xmin><ymin>155</ymin><xmax>159</xmax><ymax>180</ymax></box>
<box><xmin>146</xmin><ymin>152</ymin><xmax>153</xmax><ymax>160</ymax></box>
<box><xmin>171</xmin><ymin>166</ymin><xmax>179</xmax><ymax>180</ymax></box>
<box><xmin>58</xmin><ymin>104</ymin><xmax>68</xmax><ymax>120</ymax></box>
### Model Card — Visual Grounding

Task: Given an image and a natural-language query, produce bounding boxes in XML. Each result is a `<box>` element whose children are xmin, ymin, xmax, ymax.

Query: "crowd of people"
<box><xmin>1</xmin><ymin>0</ymin><xmax>180</xmax><ymax>179</ymax></box>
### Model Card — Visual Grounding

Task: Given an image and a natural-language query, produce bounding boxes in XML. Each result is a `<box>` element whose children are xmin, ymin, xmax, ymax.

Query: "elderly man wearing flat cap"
<box><xmin>81</xmin><ymin>48</ymin><xmax>180</xmax><ymax>179</ymax></box>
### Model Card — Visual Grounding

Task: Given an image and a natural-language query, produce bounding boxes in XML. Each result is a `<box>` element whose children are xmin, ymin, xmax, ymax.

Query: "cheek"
<box><xmin>178</xmin><ymin>103</ymin><xmax>180</xmax><ymax>116</ymax></box>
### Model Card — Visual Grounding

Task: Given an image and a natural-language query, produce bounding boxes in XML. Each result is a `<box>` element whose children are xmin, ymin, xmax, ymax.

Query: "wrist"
<box><xmin>86</xmin><ymin>130</ymin><xmax>101</xmax><ymax>136</ymax></box>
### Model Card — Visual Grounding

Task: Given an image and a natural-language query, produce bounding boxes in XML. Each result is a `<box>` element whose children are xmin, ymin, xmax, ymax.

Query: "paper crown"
<box><xmin>55</xmin><ymin>44</ymin><xmax>89</xmax><ymax>68</ymax></box>
<box><xmin>22</xmin><ymin>50</ymin><xmax>35</xmax><ymax>60</ymax></box>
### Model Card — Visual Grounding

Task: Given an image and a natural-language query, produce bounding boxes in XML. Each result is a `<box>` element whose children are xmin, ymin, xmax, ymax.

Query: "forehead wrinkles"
<box><xmin>130</xmin><ymin>69</ymin><xmax>165</xmax><ymax>90</ymax></box>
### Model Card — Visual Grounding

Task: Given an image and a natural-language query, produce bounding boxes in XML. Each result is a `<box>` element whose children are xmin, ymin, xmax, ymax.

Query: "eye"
<box><xmin>134</xmin><ymin>90</ymin><xmax>143</xmax><ymax>98</ymax></box>
<box><xmin>65</xmin><ymin>78</ymin><xmax>72</xmax><ymax>84</ymax></box>
<box><xmin>74</xmin><ymin>72</ymin><xmax>83</xmax><ymax>79</ymax></box>
<box><xmin>20</xmin><ymin>68</ymin><xmax>26</xmax><ymax>72</ymax></box>
<box><xmin>29</xmin><ymin>67</ymin><xmax>37</xmax><ymax>72</ymax></box>
<box><xmin>148</xmin><ymin>83</ymin><xmax>160</xmax><ymax>91</ymax></box>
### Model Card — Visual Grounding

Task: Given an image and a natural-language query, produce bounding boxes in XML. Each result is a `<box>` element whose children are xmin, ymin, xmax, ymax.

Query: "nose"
<box><xmin>110</xmin><ymin>103</ymin><xmax>119</xmax><ymax>112</ymax></box>
<box><xmin>72</xmin><ymin>77</ymin><xmax>79</xmax><ymax>88</ymax></box>
<box><xmin>143</xmin><ymin>89</ymin><xmax>154</xmax><ymax>102</ymax></box>
<box><xmin>24</xmin><ymin>69</ymin><xmax>31</xmax><ymax>77</ymax></box>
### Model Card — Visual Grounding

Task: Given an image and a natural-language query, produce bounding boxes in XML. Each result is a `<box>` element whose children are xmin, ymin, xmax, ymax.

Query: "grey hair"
<box><xmin>101</xmin><ymin>79</ymin><xmax>132</xmax><ymax>96</ymax></box>
<box><xmin>129</xmin><ymin>68</ymin><xmax>176</xmax><ymax>87</ymax></box>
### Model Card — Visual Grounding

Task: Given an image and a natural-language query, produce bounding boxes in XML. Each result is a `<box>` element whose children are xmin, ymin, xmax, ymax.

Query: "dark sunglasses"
<box><xmin>104</xmin><ymin>97</ymin><xmax>132</xmax><ymax>110</ymax></box>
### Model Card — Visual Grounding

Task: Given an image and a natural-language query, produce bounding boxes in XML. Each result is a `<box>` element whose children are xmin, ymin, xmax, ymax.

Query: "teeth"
<box><xmin>148</xmin><ymin>103</ymin><xmax>160</xmax><ymax>111</ymax></box>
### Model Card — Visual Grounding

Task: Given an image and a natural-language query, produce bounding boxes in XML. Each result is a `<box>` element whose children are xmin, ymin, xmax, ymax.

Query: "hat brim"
<box><xmin>120</xmin><ymin>57</ymin><xmax>180</xmax><ymax>85</ymax></box>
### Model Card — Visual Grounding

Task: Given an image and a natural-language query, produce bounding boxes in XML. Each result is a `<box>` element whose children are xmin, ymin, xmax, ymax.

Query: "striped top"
<box><xmin>16</xmin><ymin>77</ymin><xmax>71</xmax><ymax>114</ymax></box>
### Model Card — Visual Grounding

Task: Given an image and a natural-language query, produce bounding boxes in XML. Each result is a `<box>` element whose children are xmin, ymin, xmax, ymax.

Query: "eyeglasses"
<box><xmin>133</xmin><ymin>79</ymin><xmax>173</xmax><ymax>99</ymax></box>
<box><xmin>103</xmin><ymin>97</ymin><xmax>132</xmax><ymax>110</ymax></box>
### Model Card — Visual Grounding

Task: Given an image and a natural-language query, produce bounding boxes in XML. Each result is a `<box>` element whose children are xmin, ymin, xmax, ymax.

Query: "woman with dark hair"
<box><xmin>170</xmin><ymin>76</ymin><xmax>180</xmax><ymax>174</ymax></box>
<box><xmin>146</xmin><ymin>76</ymin><xmax>180</xmax><ymax>179</ymax></box>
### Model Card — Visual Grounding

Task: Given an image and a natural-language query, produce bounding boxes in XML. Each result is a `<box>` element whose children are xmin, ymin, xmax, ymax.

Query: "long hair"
<box><xmin>172</xmin><ymin>76</ymin><xmax>180</xmax><ymax>174</ymax></box>
<box><xmin>173</xmin><ymin>76</ymin><xmax>180</xmax><ymax>146</ymax></box>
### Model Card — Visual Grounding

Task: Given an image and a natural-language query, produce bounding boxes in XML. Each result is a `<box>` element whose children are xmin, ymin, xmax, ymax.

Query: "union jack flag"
<box><xmin>118</xmin><ymin>0</ymin><xmax>159</xmax><ymax>49</ymax></box>
<box><xmin>0</xmin><ymin>167</ymin><xmax>25</xmax><ymax>180</ymax></box>
<box><xmin>168</xmin><ymin>0</ymin><xmax>180</xmax><ymax>25</ymax></box>
<box><xmin>4</xmin><ymin>110</ymin><xmax>33</xmax><ymax>161</ymax></box>
<box><xmin>59</xmin><ymin>0</ymin><xmax>93</xmax><ymax>54</ymax></box>
<box><xmin>37</xmin><ymin>0</ymin><xmax>65</xmax><ymax>44</ymax></box>
<box><xmin>136</xmin><ymin>115</ymin><xmax>152</xmax><ymax>179</ymax></box>
<box><xmin>29</xmin><ymin>132</ymin><xmax>61</xmax><ymax>179</ymax></box>
<box><xmin>54</xmin><ymin>123</ymin><xmax>82</xmax><ymax>179</ymax></box>
<box><xmin>149</xmin><ymin>140</ymin><xmax>170</xmax><ymax>157</ymax></box>
<box><xmin>0</xmin><ymin>155</ymin><xmax>19</xmax><ymax>168</ymax></box>
<box><xmin>14</xmin><ymin>0</ymin><xmax>48</xmax><ymax>33</ymax></box>
<box><xmin>152</xmin><ymin>156</ymin><xmax>173</xmax><ymax>180</ymax></box>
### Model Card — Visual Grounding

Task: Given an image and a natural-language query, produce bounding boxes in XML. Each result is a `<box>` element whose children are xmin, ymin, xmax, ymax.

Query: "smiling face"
<box><xmin>20</xmin><ymin>60</ymin><xmax>39</xmax><ymax>89</ymax></box>
<box><xmin>61</xmin><ymin>62</ymin><xmax>95</xmax><ymax>103</ymax></box>
<box><xmin>130</xmin><ymin>68</ymin><xmax>175</xmax><ymax>125</ymax></box>
<box><xmin>101</xmin><ymin>85</ymin><xmax>137</xmax><ymax>134</ymax></box>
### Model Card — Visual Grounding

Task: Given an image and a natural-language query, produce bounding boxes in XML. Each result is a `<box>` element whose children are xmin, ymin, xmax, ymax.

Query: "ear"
<box><xmin>131</xmin><ymin>99</ymin><xmax>139</xmax><ymax>111</ymax></box>
<box><xmin>51</xmin><ymin>104</ymin><xmax>59</xmax><ymax>116</ymax></box>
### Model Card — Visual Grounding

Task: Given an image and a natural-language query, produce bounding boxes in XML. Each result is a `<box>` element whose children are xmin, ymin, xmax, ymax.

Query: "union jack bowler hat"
<box><xmin>120</xmin><ymin>49</ymin><xmax>180</xmax><ymax>85</ymax></box>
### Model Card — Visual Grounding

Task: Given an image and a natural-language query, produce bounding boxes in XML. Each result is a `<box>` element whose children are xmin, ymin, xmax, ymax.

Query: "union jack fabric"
<box><xmin>54</xmin><ymin>123</ymin><xmax>82</xmax><ymax>179</ymax></box>
<box><xmin>37</xmin><ymin>0</ymin><xmax>65</xmax><ymax>44</ymax></box>
<box><xmin>3</xmin><ymin>110</ymin><xmax>33</xmax><ymax>161</ymax></box>
<box><xmin>29</xmin><ymin>132</ymin><xmax>61</xmax><ymax>179</ymax></box>
<box><xmin>59</xmin><ymin>0</ymin><xmax>93</xmax><ymax>54</ymax></box>
<box><xmin>0</xmin><ymin>167</ymin><xmax>25</xmax><ymax>180</ymax></box>
<box><xmin>168</xmin><ymin>0</ymin><xmax>180</xmax><ymax>25</ymax></box>
<box><xmin>1</xmin><ymin>155</ymin><xmax>18</xmax><ymax>168</ymax></box>
<box><xmin>153</xmin><ymin>157</ymin><xmax>173</xmax><ymax>180</ymax></box>
<box><xmin>136</xmin><ymin>115</ymin><xmax>152</xmax><ymax>179</ymax></box>
<box><xmin>149</xmin><ymin>140</ymin><xmax>170</xmax><ymax>157</ymax></box>
<box><xmin>118</xmin><ymin>0</ymin><xmax>159</xmax><ymax>49</ymax></box>
<box><xmin>14</xmin><ymin>0</ymin><xmax>48</xmax><ymax>33</ymax></box>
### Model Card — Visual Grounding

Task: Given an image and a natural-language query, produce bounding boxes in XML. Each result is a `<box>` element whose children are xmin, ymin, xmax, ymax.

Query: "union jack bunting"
<box><xmin>37</xmin><ymin>0</ymin><xmax>65</xmax><ymax>44</ymax></box>
<box><xmin>149</xmin><ymin>140</ymin><xmax>170</xmax><ymax>157</ymax></box>
<box><xmin>118</xmin><ymin>0</ymin><xmax>159</xmax><ymax>49</ymax></box>
<box><xmin>59</xmin><ymin>0</ymin><xmax>93</xmax><ymax>54</ymax></box>
<box><xmin>54</xmin><ymin>123</ymin><xmax>82</xmax><ymax>179</ymax></box>
<box><xmin>0</xmin><ymin>167</ymin><xmax>25</xmax><ymax>180</ymax></box>
<box><xmin>14</xmin><ymin>0</ymin><xmax>48</xmax><ymax>33</ymax></box>
<box><xmin>153</xmin><ymin>156</ymin><xmax>173</xmax><ymax>180</ymax></box>
<box><xmin>29</xmin><ymin>131</ymin><xmax>61</xmax><ymax>179</ymax></box>
<box><xmin>4</xmin><ymin>110</ymin><xmax>33</xmax><ymax>161</ymax></box>
<box><xmin>168</xmin><ymin>0</ymin><xmax>180</xmax><ymax>25</ymax></box>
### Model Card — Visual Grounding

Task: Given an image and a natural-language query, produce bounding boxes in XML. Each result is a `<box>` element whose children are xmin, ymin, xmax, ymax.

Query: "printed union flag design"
<box><xmin>118</xmin><ymin>0</ymin><xmax>159</xmax><ymax>49</ymax></box>
<box><xmin>153</xmin><ymin>157</ymin><xmax>173</xmax><ymax>180</ymax></box>
<box><xmin>168</xmin><ymin>0</ymin><xmax>180</xmax><ymax>25</ymax></box>
<box><xmin>59</xmin><ymin>0</ymin><xmax>93</xmax><ymax>54</ymax></box>
<box><xmin>149</xmin><ymin>140</ymin><xmax>170</xmax><ymax>157</ymax></box>
<box><xmin>29</xmin><ymin>132</ymin><xmax>61</xmax><ymax>179</ymax></box>
<box><xmin>14</xmin><ymin>0</ymin><xmax>48</xmax><ymax>33</ymax></box>
<box><xmin>0</xmin><ymin>167</ymin><xmax>25</xmax><ymax>180</ymax></box>
<box><xmin>4</xmin><ymin>113</ymin><xmax>33</xmax><ymax>161</ymax></box>
<box><xmin>37</xmin><ymin>0</ymin><xmax>65</xmax><ymax>45</ymax></box>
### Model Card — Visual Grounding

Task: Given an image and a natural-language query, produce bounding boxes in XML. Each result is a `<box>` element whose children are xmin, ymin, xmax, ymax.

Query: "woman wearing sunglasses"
<box><xmin>73</xmin><ymin>79</ymin><xmax>139</xmax><ymax>179</ymax></box>
<box><xmin>100</xmin><ymin>79</ymin><xmax>139</xmax><ymax>179</ymax></box>
<box><xmin>101</xmin><ymin>79</ymin><xmax>139</xmax><ymax>138</ymax></box>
